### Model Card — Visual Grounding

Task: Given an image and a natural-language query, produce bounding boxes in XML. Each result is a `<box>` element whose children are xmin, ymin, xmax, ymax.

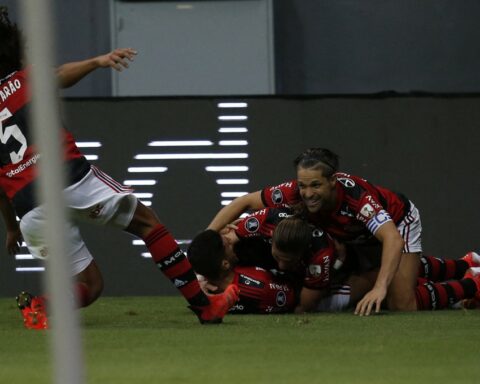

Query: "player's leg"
<box><xmin>386</xmin><ymin>252</ymin><xmax>420</xmax><ymax>310</ymax></box>
<box><xmin>125</xmin><ymin>202</ymin><xmax>238</xmax><ymax>323</ymax></box>
<box><xmin>418</xmin><ymin>254</ymin><xmax>470</xmax><ymax>281</ymax></box>
<box><xmin>18</xmin><ymin>207</ymin><xmax>103</xmax><ymax>328</ymax></box>
<box><xmin>69</xmin><ymin>166</ymin><xmax>238</xmax><ymax>323</ymax></box>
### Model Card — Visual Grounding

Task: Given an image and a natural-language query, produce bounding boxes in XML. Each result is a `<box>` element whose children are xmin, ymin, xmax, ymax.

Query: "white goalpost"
<box><xmin>20</xmin><ymin>1</ymin><xmax>84</xmax><ymax>383</ymax></box>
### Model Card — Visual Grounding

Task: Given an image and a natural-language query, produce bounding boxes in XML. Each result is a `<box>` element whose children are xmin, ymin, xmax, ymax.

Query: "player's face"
<box><xmin>297</xmin><ymin>167</ymin><xmax>336</xmax><ymax>213</ymax></box>
<box><xmin>271</xmin><ymin>243</ymin><xmax>301</xmax><ymax>271</ymax></box>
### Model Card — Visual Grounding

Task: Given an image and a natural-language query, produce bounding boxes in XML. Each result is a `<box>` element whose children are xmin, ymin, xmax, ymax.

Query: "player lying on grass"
<box><xmin>0</xmin><ymin>7</ymin><xmax>238</xmax><ymax>329</ymax></box>
<box><xmin>207</xmin><ymin>147</ymin><xmax>480</xmax><ymax>315</ymax></box>
<box><xmin>201</xmin><ymin>202</ymin><xmax>480</xmax><ymax>313</ymax></box>
<box><xmin>188</xmin><ymin>228</ymin><xmax>375</xmax><ymax>314</ymax></box>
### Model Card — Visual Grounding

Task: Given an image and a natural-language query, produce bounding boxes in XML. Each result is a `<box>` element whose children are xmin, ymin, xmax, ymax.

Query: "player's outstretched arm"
<box><xmin>354</xmin><ymin>221</ymin><xmax>404</xmax><ymax>316</ymax></box>
<box><xmin>207</xmin><ymin>191</ymin><xmax>265</xmax><ymax>231</ymax></box>
<box><xmin>0</xmin><ymin>187</ymin><xmax>22</xmax><ymax>255</ymax></box>
<box><xmin>56</xmin><ymin>47</ymin><xmax>137</xmax><ymax>88</ymax></box>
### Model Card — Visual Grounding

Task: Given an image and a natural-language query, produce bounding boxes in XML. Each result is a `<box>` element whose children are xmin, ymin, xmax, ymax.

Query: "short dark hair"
<box><xmin>0</xmin><ymin>7</ymin><xmax>24</xmax><ymax>78</ymax></box>
<box><xmin>293</xmin><ymin>148</ymin><xmax>339</xmax><ymax>178</ymax></box>
<box><xmin>187</xmin><ymin>230</ymin><xmax>226</xmax><ymax>281</ymax></box>
<box><xmin>272</xmin><ymin>217</ymin><xmax>312</xmax><ymax>258</ymax></box>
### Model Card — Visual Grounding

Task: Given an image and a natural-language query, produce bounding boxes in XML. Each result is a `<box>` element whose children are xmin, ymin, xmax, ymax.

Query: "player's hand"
<box><xmin>96</xmin><ymin>48</ymin><xmax>137</xmax><ymax>71</ymax></box>
<box><xmin>6</xmin><ymin>228</ymin><xmax>22</xmax><ymax>255</ymax></box>
<box><xmin>354</xmin><ymin>285</ymin><xmax>387</xmax><ymax>316</ymax></box>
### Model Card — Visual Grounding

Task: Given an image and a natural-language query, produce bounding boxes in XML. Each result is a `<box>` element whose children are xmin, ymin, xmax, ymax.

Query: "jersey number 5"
<box><xmin>0</xmin><ymin>107</ymin><xmax>28</xmax><ymax>164</ymax></box>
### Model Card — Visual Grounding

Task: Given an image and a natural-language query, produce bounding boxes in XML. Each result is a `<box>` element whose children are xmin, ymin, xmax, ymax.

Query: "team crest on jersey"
<box><xmin>271</xmin><ymin>189</ymin><xmax>283</xmax><ymax>204</ymax></box>
<box><xmin>359</xmin><ymin>203</ymin><xmax>375</xmax><ymax>219</ymax></box>
<box><xmin>244</xmin><ymin>217</ymin><xmax>260</xmax><ymax>233</ymax></box>
<box><xmin>308</xmin><ymin>264</ymin><xmax>322</xmax><ymax>277</ymax></box>
<box><xmin>276</xmin><ymin>291</ymin><xmax>287</xmax><ymax>307</ymax></box>
<box><xmin>337</xmin><ymin>177</ymin><xmax>355</xmax><ymax>188</ymax></box>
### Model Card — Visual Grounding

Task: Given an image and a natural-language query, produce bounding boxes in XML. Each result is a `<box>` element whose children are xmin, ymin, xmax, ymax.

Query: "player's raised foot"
<box><xmin>16</xmin><ymin>292</ymin><xmax>48</xmax><ymax>330</ymax></box>
<box><xmin>190</xmin><ymin>284</ymin><xmax>239</xmax><ymax>324</ymax></box>
<box><xmin>461</xmin><ymin>251</ymin><xmax>480</xmax><ymax>268</ymax></box>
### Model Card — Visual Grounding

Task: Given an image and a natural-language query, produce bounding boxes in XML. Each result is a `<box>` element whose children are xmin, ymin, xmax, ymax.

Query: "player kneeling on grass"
<box><xmin>0</xmin><ymin>8</ymin><xmax>238</xmax><ymax>329</ymax></box>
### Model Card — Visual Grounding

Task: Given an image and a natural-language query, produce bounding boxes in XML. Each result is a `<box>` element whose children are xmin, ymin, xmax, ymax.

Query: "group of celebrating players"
<box><xmin>1</xmin><ymin>7</ymin><xmax>479</xmax><ymax>330</ymax></box>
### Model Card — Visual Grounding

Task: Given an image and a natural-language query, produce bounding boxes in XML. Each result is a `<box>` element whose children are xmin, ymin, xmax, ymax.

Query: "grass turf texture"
<box><xmin>1</xmin><ymin>297</ymin><xmax>479</xmax><ymax>384</ymax></box>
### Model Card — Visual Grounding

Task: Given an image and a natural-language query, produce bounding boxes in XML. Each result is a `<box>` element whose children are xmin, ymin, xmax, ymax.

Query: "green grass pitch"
<box><xmin>1</xmin><ymin>296</ymin><xmax>479</xmax><ymax>384</ymax></box>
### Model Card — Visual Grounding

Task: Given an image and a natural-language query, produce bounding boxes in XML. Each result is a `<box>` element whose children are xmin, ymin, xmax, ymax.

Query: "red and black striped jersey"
<box><xmin>234</xmin><ymin>207</ymin><xmax>337</xmax><ymax>289</ymax></box>
<box><xmin>260</xmin><ymin>173</ymin><xmax>410</xmax><ymax>243</ymax></box>
<box><xmin>229</xmin><ymin>266</ymin><xmax>296</xmax><ymax>314</ymax></box>
<box><xmin>0</xmin><ymin>69</ymin><xmax>90</xmax><ymax>216</ymax></box>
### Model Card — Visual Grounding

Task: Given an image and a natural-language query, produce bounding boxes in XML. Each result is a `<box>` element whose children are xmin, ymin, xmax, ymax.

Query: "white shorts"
<box><xmin>20</xmin><ymin>166</ymin><xmax>138</xmax><ymax>275</ymax></box>
<box><xmin>315</xmin><ymin>284</ymin><xmax>351</xmax><ymax>312</ymax></box>
<box><xmin>397</xmin><ymin>201</ymin><xmax>422</xmax><ymax>253</ymax></box>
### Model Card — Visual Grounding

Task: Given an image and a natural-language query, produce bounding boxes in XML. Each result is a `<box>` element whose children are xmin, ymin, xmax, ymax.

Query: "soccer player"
<box><xmin>0</xmin><ymin>8</ymin><xmax>238</xmax><ymax>328</ymax></box>
<box><xmin>207</xmin><ymin>147</ymin><xmax>480</xmax><ymax>315</ymax></box>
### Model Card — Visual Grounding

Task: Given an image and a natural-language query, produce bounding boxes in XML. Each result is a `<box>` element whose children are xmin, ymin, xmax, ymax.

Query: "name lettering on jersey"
<box><xmin>322</xmin><ymin>255</ymin><xmax>330</xmax><ymax>282</ymax></box>
<box><xmin>276</xmin><ymin>291</ymin><xmax>287</xmax><ymax>307</ymax></box>
<box><xmin>0</xmin><ymin>79</ymin><xmax>22</xmax><ymax>102</ymax></box>
<box><xmin>337</xmin><ymin>177</ymin><xmax>355</xmax><ymax>188</ymax></box>
<box><xmin>365</xmin><ymin>195</ymin><xmax>382</xmax><ymax>210</ymax></box>
<box><xmin>269</xmin><ymin>283</ymin><xmax>290</xmax><ymax>291</ymax></box>
<box><xmin>244</xmin><ymin>217</ymin><xmax>260</xmax><ymax>233</ymax></box>
<box><xmin>239</xmin><ymin>274</ymin><xmax>264</xmax><ymax>288</ymax></box>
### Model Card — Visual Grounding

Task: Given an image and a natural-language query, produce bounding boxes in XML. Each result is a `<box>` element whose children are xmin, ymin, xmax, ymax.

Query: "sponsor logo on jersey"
<box><xmin>312</xmin><ymin>228</ymin><xmax>324</xmax><ymax>237</ymax></box>
<box><xmin>271</xmin><ymin>188</ymin><xmax>284</xmax><ymax>204</ymax></box>
<box><xmin>244</xmin><ymin>217</ymin><xmax>260</xmax><ymax>233</ymax></box>
<box><xmin>276</xmin><ymin>291</ymin><xmax>287</xmax><ymax>307</ymax></box>
<box><xmin>359</xmin><ymin>203</ymin><xmax>375</xmax><ymax>219</ymax></box>
<box><xmin>239</xmin><ymin>274</ymin><xmax>264</xmax><ymax>288</ymax></box>
<box><xmin>337</xmin><ymin>177</ymin><xmax>355</xmax><ymax>188</ymax></box>
<box><xmin>339</xmin><ymin>205</ymin><xmax>355</xmax><ymax>217</ymax></box>
<box><xmin>308</xmin><ymin>264</ymin><xmax>322</xmax><ymax>277</ymax></box>
<box><xmin>5</xmin><ymin>154</ymin><xmax>40</xmax><ymax>177</ymax></box>
<box><xmin>229</xmin><ymin>304</ymin><xmax>245</xmax><ymax>312</ymax></box>
<box><xmin>365</xmin><ymin>195</ymin><xmax>382</xmax><ymax>210</ymax></box>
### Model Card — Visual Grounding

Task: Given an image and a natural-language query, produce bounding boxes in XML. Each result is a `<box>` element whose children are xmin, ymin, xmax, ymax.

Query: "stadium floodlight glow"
<box><xmin>123</xmin><ymin>180</ymin><xmax>157</xmax><ymax>185</ymax></box>
<box><xmin>218</xmin><ymin>115</ymin><xmax>248</xmax><ymax>121</ymax></box>
<box><xmin>206</xmin><ymin>166</ymin><xmax>249</xmax><ymax>172</ymax></box>
<box><xmin>218</xmin><ymin>127</ymin><xmax>248</xmax><ymax>133</ymax></box>
<box><xmin>148</xmin><ymin>140</ymin><xmax>213</xmax><ymax>146</ymax></box>
<box><xmin>15</xmin><ymin>254</ymin><xmax>35</xmax><ymax>260</ymax></box>
<box><xmin>140</xmin><ymin>200</ymin><xmax>152</xmax><ymax>206</ymax></box>
<box><xmin>16</xmin><ymin>267</ymin><xmax>45</xmax><ymax>272</ymax></box>
<box><xmin>216</xmin><ymin>179</ymin><xmax>249</xmax><ymax>185</ymax></box>
<box><xmin>75</xmin><ymin>142</ymin><xmax>102</xmax><ymax>148</ymax></box>
<box><xmin>219</xmin><ymin>140</ymin><xmax>248</xmax><ymax>146</ymax></box>
<box><xmin>221</xmin><ymin>200</ymin><xmax>233</xmax><ymax>205</ymax></box>
<box><xmin>84</xmin><ymin>155</ymin><xmax>98</xmax><ymax>161</ymax></box>
<box><xmin>135</xmin><ymin>153</ymin><xmax>248</xmax><ymax>160</ymax></box>
<box><xmin>133</xmin><ymin>193</ymin><xmax>153</xmax><ymax>198</ymax></box>
<box><xmin>128</xmin><ymin>167</ymin><xmax>168</xmax><ymax>173</ymax></box>
<box><xmin>221</xmin><ymin>192</ymin><xmax>248</xmax><ymax>197</ymax></box>
<box><xmin>217</xmin><ymin>102</ymin><xmax>248</xmax><ymax>108</ymax></box>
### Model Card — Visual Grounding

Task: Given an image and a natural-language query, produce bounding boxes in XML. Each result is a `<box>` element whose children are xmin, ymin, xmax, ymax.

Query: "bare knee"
<box><xmin>126</xmin><ymin>201</ymin><xmax>160</xmax><ymax>238</ymax></box>
<box><xmin>76</xmin><ymin>260</ymin><xmax>104</xmax><ymax>307</ymax></box>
